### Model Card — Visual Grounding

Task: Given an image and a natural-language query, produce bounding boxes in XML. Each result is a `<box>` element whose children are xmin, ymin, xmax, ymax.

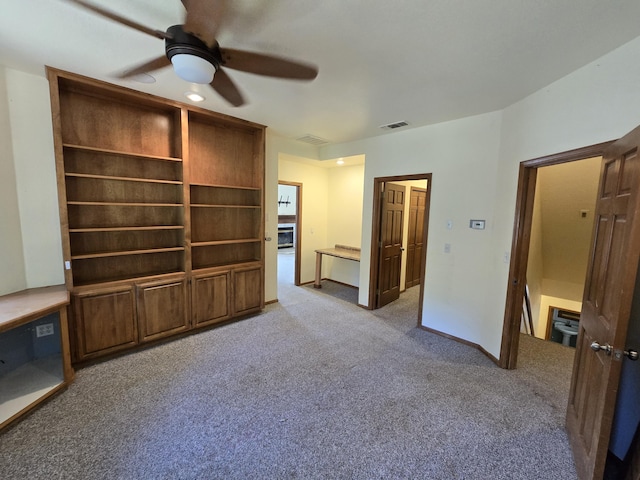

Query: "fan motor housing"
<box><xmin>165</xmin><ymin>25</ymin><xmax>221</xmax><ymax>69</ymax></box>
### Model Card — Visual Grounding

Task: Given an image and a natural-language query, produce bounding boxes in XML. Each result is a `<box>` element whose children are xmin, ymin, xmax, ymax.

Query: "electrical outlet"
<box><xmin>36</xmin><ymin>323</ymin><xmax>54</xmax><ymax>337</ymax></box>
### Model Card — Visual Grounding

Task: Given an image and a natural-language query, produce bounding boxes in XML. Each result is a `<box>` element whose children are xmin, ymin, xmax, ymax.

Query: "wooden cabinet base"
<box><xmin>0</xmin><ymin>285</ymin><xmax>74</xmax><ymax>431</ymax></box>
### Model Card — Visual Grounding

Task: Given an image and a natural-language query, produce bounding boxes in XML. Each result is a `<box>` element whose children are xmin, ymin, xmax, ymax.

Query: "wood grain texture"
<box><xmin>48</xmin><ymin>68</ymin><xmax>265</xmax><ymax>363</ymax></box>
<box><xmin>136</xmin><ymin>278</ymin><xmax>189</xmax><ymax>341</ymax></box>
<box><xmin>72</xmin><ymin>287</ymin><xmax>137</xmax><ymax>360</ymax></box>
<box><xmin>193</xmin><ymin>270</ymin><xmax>231</xmax><ymax>326</ymax></box>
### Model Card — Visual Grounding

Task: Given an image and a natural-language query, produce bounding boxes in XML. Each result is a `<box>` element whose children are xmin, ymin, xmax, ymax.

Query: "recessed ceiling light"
<box><xmin>336</xmin><ymin>159</ymin><xmax>345</xmax><ymax>165</ymax></box>
<box><xmin>184</xmin><ymin>91</ymin><xmax>205</xmax><ymax>102</ymax></box>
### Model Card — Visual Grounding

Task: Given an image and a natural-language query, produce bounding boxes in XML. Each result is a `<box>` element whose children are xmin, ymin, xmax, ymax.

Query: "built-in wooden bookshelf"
<box><xmin>47</xmin><ymin>68</ymin><xmax>265</xmax><ymax>362</ymax></box>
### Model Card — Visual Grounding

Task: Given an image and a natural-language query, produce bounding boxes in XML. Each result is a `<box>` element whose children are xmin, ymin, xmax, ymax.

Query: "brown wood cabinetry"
<box><xmin>71</xmin><ymin>286</ymin><xmax>137</xmax><ymax>360</ymax></box>
<box><xmin>0</xmin><ymin>286</ymin><xmax>74</xmax><ymax>431</ymax></box>
<box><xmin>192</xmin><ymin>270</ymin><xmax>231</xmax><ymax>327</ymax></box>
<box><xmin>233</xmin><ymin>265</ymin><xmax>264</xmax><ymax>315</ymax></box>
<box><xmin>136</xmin><ymin>277</ymin><xmax>189</xmax><ymax>342</ymax></box>
<box><xmin>48</xmin><ymin>68</ymin><xmax>265</xmax><ymax>363</ymax></box>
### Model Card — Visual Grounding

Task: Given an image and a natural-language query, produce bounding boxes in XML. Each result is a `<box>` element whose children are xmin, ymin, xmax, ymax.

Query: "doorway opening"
<box><xmin>499</xmin><ymin>141</ymin><xmax>612</xmax><ymax>370</ymax></box>
<box><xmin>277</xmin><ymin>181</ymin><xmax>302</xmax><ymax>287</ymax></box>
<box><xmin>368</xmin><ymin>174</ymin><xmax>431</xmax><ymax>325</ymax></box>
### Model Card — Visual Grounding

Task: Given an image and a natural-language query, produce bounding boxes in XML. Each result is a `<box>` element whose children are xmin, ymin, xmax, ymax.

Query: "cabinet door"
<box><xmin>136</xmin><ymin>277</ymin><xmax>189</xmax><ymax>342</ymax></box>
<box><xmin>193</xmin><ymin>270</ymin><xmax>231</xmax><ymax>327</ymax></box>
<box><xmin>72</xmin><ymin>287</ymin><xmax>137</xmax><ymax>361</ymax></box>
<box><xmin>233</xmin><ymin>265</ymin><xmax>263</xmax><ymax>315</ymax></box>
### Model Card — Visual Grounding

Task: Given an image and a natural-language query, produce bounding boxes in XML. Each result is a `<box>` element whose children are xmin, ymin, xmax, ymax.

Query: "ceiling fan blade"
<box><xmin>116</xmin><ymin>56</ymin><xmax>171</xmax><ymax>79</ymax></box>
<box><xmin>67</xmin><ymin>0</ymin><xmax>169</xmax><ymax>40</ymax></box>
<box><xmin>220</xmin><ymin>48</ymin><xmax>318</xmax><ymax>80</ymax></box>
<box><xmin>210</xmin><ymin>68</ymin><xmax>245</xmax><ymax>107</ymax></box>
<box><xmin>181</xmin><ymin>0</ymin><xmax>229</xmax><ymax>48</ymax></box>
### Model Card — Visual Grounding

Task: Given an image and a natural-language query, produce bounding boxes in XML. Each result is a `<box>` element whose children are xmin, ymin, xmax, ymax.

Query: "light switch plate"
<box><xmin>470</xmin><ymin>219</ymin><xmax>485</xmax><ymax>230</ymax></box>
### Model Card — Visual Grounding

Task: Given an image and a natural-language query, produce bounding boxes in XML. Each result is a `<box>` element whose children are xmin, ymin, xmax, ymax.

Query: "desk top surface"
<box><xmin>315</xmin><ymin>245</ymin><xmax>361</xmax><ymax>261</ymax></box>
<box><xmin>0</xmin><ymin>285</ymin><xmax>69</xmax><ymax>331</ymax></box>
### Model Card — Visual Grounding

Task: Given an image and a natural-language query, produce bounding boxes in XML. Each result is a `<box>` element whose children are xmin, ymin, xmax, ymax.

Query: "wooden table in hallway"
<box><xmin>314</xmin><ymin>244</ymin><xmax>361</xmax><ymax>288</ymax></box>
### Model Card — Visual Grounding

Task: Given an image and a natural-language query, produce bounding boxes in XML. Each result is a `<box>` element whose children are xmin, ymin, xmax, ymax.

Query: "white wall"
<box><xmin>277</xmin><ymin>184</ymin><xmax>297</xmax><ymax>217</ymax></box>
<box><xmin>277</xmin><ymin>156</ymin><xmax>329</xmax><ymax>285</ymax></box>
<box><xmin>315</xmin><ymin>36</ymin><xmax>640</xmax><ymax>359</ymax></box>
<box><xmin>321</xmin><ymin>112</ymin><xmax>503</xmax><ymax>354</ymax></box>
<box><xmin>326</xmin><ymin>164</ymin><xmax>364</xmax><ymax>287</ymax></box>
<box><xmin>0</xmin><ymin>67</ymin><xmax>26</xmax><ymax>295</ymax></box>
<box><xmin>6</xmin><ymin>69</ymin><xmax>63</xmax><ymax>289</ymax></box>
<box><xmin>483</xmin><ymin>36</ymin><xmax>640</xmax><ymax>357</ymax></box>
<box><xmin>265</xmin><ymin>134</ymin><xmax>319</xmax><ymax>301</ymax></box>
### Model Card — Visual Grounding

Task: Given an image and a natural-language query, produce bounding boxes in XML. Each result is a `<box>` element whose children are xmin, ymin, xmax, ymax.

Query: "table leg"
<box><xmin>314</xmin><ymin>252</ymin><xmax>322</xmax><ymax>288</ymax></box>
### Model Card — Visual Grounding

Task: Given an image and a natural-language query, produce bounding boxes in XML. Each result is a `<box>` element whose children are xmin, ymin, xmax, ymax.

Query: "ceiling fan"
<box><xmin>66</xmin><ymin>0</ymin><xmax>319</xmax><ymax>106</ymax></box>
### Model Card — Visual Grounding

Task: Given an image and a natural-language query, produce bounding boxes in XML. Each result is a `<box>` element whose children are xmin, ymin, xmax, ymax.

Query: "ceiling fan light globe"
<box><xmin>171</xmin><ymin>54</ymin><xmax>216</xmax><ymax>84</ymax></box>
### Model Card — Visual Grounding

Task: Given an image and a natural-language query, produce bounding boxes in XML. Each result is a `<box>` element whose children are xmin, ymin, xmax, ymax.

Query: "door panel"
<box><xmin>137</xmin><ymin>277</ymin><xmax>189</xmax><ymax>342</ymax></box>
<box><xmin>234</xmin><ymin>265</ymin><xmax>263</xmax><ymax>315</ymax></box>
<box><xmin>406</xmin><ymin>187</ymin><xmax>426</xmax><ymax>289</ymax></box>
<box><xmin>193</xmin><ymin>270</ymin><xmax>231</xmax><ymax>326</ymax></box>
<box><xmin>72</xmin><ymin>287</ymin><xmax>137</xmax><ymax>361</ymax></box>
<box><xmin>567</xmin><ymin>127</ymin><xmax>640</xmax><ymax>480</ymax></box>
<box><xmin>377</xmin><ymin>183</ymin><xmax>405</xmax><ymax>308</ymax></box>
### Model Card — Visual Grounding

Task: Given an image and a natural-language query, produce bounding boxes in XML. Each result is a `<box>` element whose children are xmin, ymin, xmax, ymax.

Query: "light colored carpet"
<box><xmin>0</xmin><ymin>277</ymin><xmax>577</xmax><ymax>479</ymax></box>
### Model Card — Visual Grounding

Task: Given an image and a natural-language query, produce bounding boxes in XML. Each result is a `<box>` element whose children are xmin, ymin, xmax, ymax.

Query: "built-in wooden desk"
<box><xmin>0</xmin><ymin>285</ymin><xmax>74</xmax><ymax>430</ymax></box>
<box><xmin>314</xmin><ymin>244</ymin><xmax>361</xmax><ymax>288</ymax></box>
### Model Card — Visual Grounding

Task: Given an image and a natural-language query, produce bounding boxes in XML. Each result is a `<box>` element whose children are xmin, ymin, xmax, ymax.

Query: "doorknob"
<box><xmin>624</xmin><ymin>348</ymin><xmax>639</xmax><ymax>361</ymax></box>
<box><xmin>591</xmin><ymin>341</ymin><xmax>613</xmax><ymax>355</ymax></box>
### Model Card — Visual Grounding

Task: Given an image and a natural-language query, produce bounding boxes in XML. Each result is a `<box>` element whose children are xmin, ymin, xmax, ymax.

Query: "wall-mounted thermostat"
<box><xmin>470</xmin><ymin>219</ymin><xmax>485</xmax><ymax>230</ymax></box>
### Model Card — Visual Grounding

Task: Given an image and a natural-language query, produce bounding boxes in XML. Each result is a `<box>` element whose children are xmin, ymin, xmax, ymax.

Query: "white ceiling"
<box><xmin>3</xmin><ymin>0</ymin><xmax>640</xmax><ymax>147</ymax></box>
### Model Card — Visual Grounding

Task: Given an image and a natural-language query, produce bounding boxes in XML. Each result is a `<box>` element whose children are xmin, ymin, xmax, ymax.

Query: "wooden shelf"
<box><xmin>62</xmin><ymin>145</ymin><xmax>181</xmax><ymax>163</ymax></box>
<box><xmin>71</xmin><ymin>251</ymin><xmax>185</xmax><ymax>286</ymax></box>
<box><xmin>72</xmin><ymin>270</ymin><xmax>186</xmax><ymax>288</ymax></box>
<box><xmin>67</xmin><ymin>201</ymin><xmax>183</xmax><ymax>207</ymax></box>
<box><xmin>71</xmin><ymin>246</ymin><xmax>185</xmax><ymax>260</ymax></box>
<box><xmin>69</xmin><ymin>226</ymin><xmax>184</xmax><ymax>233</ymax></box>
<box><xmin>191</xmin><ymin>204</ymin><xmax>261</xmax><ymax>209</ymax></box>
<box><xmin>66</xmin><ymin>173</ymin><xmax>182</xmax><ymax>185</ymax></box>
<box><xmin>189</xmin><ymin>182</ymin><xmax>261</xmax><ymax>190</ymax></box>
<box><xmin>192</xmin><ymin>239</ymin><xmax>261</xmax><ymax>247</ymax></box>
<box><xmin>190</xmin><ymin>184</ymin><xmax>261</xmax><ymax>207</ymax></box>
<box><xmin>192</xmin><ymin>242</ymin><xmax>261</xmax><ymax>269</ymax></box>
<box><xmin>49</xmin><ymin>68</ymin><xmax>265</xmax><ymax>362</ymax></box>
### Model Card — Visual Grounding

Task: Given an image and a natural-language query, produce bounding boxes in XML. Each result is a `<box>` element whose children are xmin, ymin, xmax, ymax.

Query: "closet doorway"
<box><xmin>368</xmin><ymin>173</ymin><xmax>431</xmax><ymax>322</ymax></box>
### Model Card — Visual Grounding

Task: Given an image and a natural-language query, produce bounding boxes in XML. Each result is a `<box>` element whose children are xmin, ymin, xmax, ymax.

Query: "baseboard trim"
<box><xmin>419</xmin><ymin>325</ymin><xmax>500</xmax><ymax>367</ymax></box>
<box><xmin>265</xmin><ymin>299</ymin><xmax>278</xmax><ymax>306</ymax></box>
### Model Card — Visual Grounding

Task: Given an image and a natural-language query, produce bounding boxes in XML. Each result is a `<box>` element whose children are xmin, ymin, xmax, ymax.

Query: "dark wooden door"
<box><xmin>377</xmin><ymin>183</ymin><xmax>405</xmax><ymax>308</ymax></box>
<box><xmin>567</xmin><ymin>125</ymin><xmax>640</xmax><ymax>480</ymax></box>
<box><xmin>406</xmin><ymin>187</ymin><xmax>426</xmax><ymax>289</ymax></box>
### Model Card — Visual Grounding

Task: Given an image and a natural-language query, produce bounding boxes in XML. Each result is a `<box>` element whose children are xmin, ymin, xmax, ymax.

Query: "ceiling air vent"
<box><xmin>296</xmin><ymin>134</ymin><xmax>329</xmax><ymax>146</ymax></box>
<box><xmin>380</xmin><ymin>121</ymin><xmax>409</xmax><ymax>130</ymax></box>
